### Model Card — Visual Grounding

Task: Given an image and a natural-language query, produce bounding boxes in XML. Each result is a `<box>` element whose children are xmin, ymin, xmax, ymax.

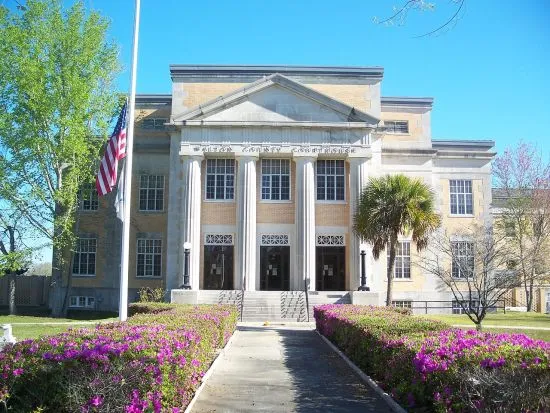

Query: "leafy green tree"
<box><xmin>354</xmin><ymin>174</ymin><xmax>440</xmax><ymax>306</ymax></box>
<box><xmin>0</xmin><ymin>0</ymin><xmax>121</xmax><ymax>316</ymax></box>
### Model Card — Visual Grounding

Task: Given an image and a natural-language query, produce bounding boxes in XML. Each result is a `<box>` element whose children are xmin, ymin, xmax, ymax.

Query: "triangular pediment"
<box><xmin>172</xmin><ymin>74</ymin><xmax>379</xmax><ymax>125</ymax></box>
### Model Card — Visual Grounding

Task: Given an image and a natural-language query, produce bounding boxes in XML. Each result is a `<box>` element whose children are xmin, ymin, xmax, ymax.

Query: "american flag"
<box><xmin>96</xmin><ymin>101</ymin><xmax>128</xmax><ymax>196</ymax></box>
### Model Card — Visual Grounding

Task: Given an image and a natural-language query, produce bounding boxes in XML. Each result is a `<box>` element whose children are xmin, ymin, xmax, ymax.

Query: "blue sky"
<box><xmin>92</xmin><ymin>0</ymin><xmax>550</xmax><ymax>156</ymax></box>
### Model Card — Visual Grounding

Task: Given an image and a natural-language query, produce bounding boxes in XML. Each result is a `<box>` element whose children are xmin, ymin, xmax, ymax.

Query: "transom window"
<box><xmin>206</xmin><ymin>159</ymin><xmax>235</xmax><ymax>200</ymax></box>
<box><xmin>451</xmin><ymin>241</ymin><xmax>474</xmax><ymax>279</ymax></box>
<box><xmin>141</xmin><ymin>118</ymin><xmax>167</xmax><ymax>130</ymax></box>
<box><xmin>388</xmin><ymin>241</ymin><xmax>411</xmax><ymax>279</ymax></box>
<box><xmin>384</xmin><ymin>120</ymin><xmax>409</xmax><ymax>134</ymax></box>
<box><xmin>450</xmin><ymin>180</ymin><xmax>473</xmax><ymax>215</ymax></box>
<box><xmin>392</xmin><ymin>300</ymin><xmax>412</xmax><ymax>309</ymax></box>
<box><xmin>78</xmin><ymin>183</ymin><xmax>98</xmax><ymax>211</ymax></box>
<box><xmin>139</xmin><ymin>175</ymin><xmax>164</xmax><ymax>211</ymax></box>
<box><xmin>316</xmin><ymin>160</ymin><xmax>345</xmax><ymax>201</ymax></box>
<box><xmin>69</xmin><ymin>296</ymin><xmax>95</xmax><ymax>308</ymax></box>
<box><xmin>261</xmin><ymin>159</ymin><xmax>290</xmax><ymax>200</ymax></box>
<box><xmin>72</xmin><ymin>238</ymin><xmax>97</xmax><ymax>276</ymax></box>
<box><xmin>137</xmin><ymin>239</ymin><xmax>162</xmax><ymax>277</ymax></box>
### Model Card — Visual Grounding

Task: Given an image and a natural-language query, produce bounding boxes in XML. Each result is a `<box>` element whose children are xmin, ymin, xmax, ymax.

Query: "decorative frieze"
<box><xmin>316</xmin><ymin>235</ymin><xmax>345</xmax><ymax>246</ymax></box>
<box><xmin>205</xmin><ymin>234</ymin><xmax>234</xmax><ymax>245</ymax></box>
<box><xmin>260</xmin><ymin>234</ymin><xmax>289</xmax><ymax>246</ymax></box>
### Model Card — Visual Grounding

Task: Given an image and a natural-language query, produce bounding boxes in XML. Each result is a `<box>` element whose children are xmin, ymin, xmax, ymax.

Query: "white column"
<box><xmin>181</xmin><ymin>155</ymin><xmax>203</xmax><ymax>290</ymax></box>
<box><xmin>294</xmin><ymin>155</ymin><xmax>316</xmax><ymax>291</ymax></box>
<box><xmin>349</xmin><ymin>157</ymin><xmax>369</xmax><ymax>291</ymax></box>
<box><xmin>236</xmin><ymin>155</ymin><xmax>257</xmax><ymax>291</ymax></box>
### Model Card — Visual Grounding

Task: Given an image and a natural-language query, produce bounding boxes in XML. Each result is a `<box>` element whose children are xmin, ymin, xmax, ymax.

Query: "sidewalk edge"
<box><xmin>315</xmin><ymin>330</ymin><xmax>407</xmax><ymax>413</ymax></box>
<box><xmin>184</xmin><ymin>328</ymin><xmax>239</xmax><ymax>413</ymax></box>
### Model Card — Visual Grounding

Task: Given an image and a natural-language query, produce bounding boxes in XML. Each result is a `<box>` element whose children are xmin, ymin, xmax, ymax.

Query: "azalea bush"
<box><xmin>315</xmin><ymin>304</ymin><xmax>550</xmax><ymax>412</ymax></box>
<box><xmin>0</xmin><ymin>304</ymin><xmax>237</xmax><ymax>412</ymax></box>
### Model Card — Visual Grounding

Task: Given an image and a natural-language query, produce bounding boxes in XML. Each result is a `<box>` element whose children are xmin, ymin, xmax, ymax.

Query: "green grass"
<box><xmin>1</xmin><ymin>313</ymin><xmax>118</xmax><ymax>340</ymax></box>
<box><xmin>421</xmin><ymin>312</ymin><xmax>550</xmax><ymax>342</ymax></box>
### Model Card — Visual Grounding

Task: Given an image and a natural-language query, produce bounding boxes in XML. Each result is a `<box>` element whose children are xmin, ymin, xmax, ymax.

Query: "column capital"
<box><xmin>180</xmin><ymin>151</ymin><xmax>204</xmax><ymax>161</ymax></box>
<box><xmin>292</xmin><ymin>153</ymin><xmax>318</xmax><ymax>163</ymax></box>
<box><xmin>347</xmin><ymin>153</ymin><xmax>371</xmax><ymax>163</ymax></box>
<box><xmin>234</xmin><ymin>152</ymin><xmax>259</xmax><ymax>161</ymax></box>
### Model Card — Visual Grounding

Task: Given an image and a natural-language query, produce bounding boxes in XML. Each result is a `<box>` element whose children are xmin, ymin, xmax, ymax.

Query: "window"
<box><xmin>316</xmin><ymin>160</ymin><xmax>345</xmax><ymax>201</ymax></box>
<box><xmin>392</xmin><ymin>300</ymin><xmax>412</xmax><ymax>309</ymax></box>
<box><xmin>139</xmin><ymin>175</ymin><xmax>164</xmax><ymax>211</ymax></box>
<box><xmin>388</xmin><ymin>241</ymin><xmax>411</xmax><ymax>279</ymax></box>
<box><xmin>78</xmin><ymin>183</ymin><xmax>98</xmax><ymax>211</ymax></box>
<box><xmin>261</xmin><ymin>159</ymin><xmax>290</xmax><ymax>200</ymax></box>
<box><xmin>141</xmin><ymin>118</ymin><xmax>167</xmax><ymax>130</ymax></box>
<box><xmin>533</xmin><ymin>216</ymin><xmax>544</xmax><ymax>237</ymax></box>
<box><xmin>69</xmin><ymin>296</ymin><xmax>95</xmax><ymax>308</ymax></box>
<box><xmin>384</xmin><ymin>120</ymin><xmax>409</xmax><ymax>134</ymax></box>
<box><xmin>504</xmin><ymin>220</ymin><xmax>516</xmax><ymax>237</ymax></box>
<box><xmin>206</xmin><ymin>159</ymin><xmax>235</xmax><ymax>200</ymax></box>
<box><xmin>137</xmin><ymin>239</ymin><xmax>162</xmax><ymax>277</ymax></box>
<box><xmin>72</xmin><ymin>238</ymin><xmax>97</xmax><ymax>276</ymax></box>
<box><xmin>451</xmin><ymin>241</ymin><xmax>474</xmax><ymax>279</ymax></box>
<box><xmin>452</xmin><ymin>299</ymin><xmax>479</xmax><ymax>315</ymax></box>
<box><xmin>450</xmin><ymin>180</ymin><xmax>473</xmax><ymax>215</ymax></box>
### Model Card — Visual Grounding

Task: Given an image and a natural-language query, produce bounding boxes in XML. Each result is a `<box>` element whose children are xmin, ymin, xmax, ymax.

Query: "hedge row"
<box><xmin>0</xmin><ymin>303</ymin><xmax>238</xmax><ymax>412</ymax></box>
<box><xmin>315</xmin><ymin>304</ymin><xmax>550</xmax><ymax>412</ymax></box>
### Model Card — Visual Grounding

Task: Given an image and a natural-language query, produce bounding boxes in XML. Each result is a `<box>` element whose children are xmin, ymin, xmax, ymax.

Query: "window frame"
<box><xmin>136</xmin><ymin>238</ymin><xmax>163</xmax><ymax>278</ymax></box>
<box><xmin>388</xmin><ymin>241</ymin><xmax>411</xmax><ymax>279</ymax></box>
<box><xmin>261</xmin><ymin>159</ymin><xmax>291</xmax><ymax>202</ymax></box>
<box><xmin>69</xmin><ymin>296</ymin><xmax>96</xmax><ymax>308</ymax></box>
<box><xmin>139</xmin><ymin>175</ymin><xmax>165</xmax><ymax>212</ymax></box>
<box><xmin>141</xmin><ymin>118</ymin><xmax>168</xmax><ymax>130</ymax></box>
<box><xmin>205</xmin><ymin>159</ymin><xmax>235</xmax><ymax>202</ymax></box>
<box><xmin>72</xmin><ymin>238</ymin><xmax>97</xmax><ymax>277</ymax></box>
<box><xmin>449</xmin><ymin>179</ymin><xmax>474</xmax><ymax>216</ymax></box>
<box><xmin>451</xmin><ymin>241</ymin><xmax>475</xmax><ymax>279</ymax></box>
<box><xmin>392</xmin><ymin>300</ymin><xmax>413</xmax><ymax>309</ymax></box>
<box><xmin>452</xmin><ymin>299</ymin><xmax>479</xmax><ymax>315</ymax></box>
<box><xmin>78</xmin><ymin>183</ymin><xmax>99</xmax><ymax>211</ymax></box>
<box><xmin>316</xmin><ymin>159</ymin><xmax>346</xmax><ymax>202</ymax></box>
<box><xmin>384</xmin><ymin>120</ymin><xmax>409</xmax><ymax>134</ymax></box>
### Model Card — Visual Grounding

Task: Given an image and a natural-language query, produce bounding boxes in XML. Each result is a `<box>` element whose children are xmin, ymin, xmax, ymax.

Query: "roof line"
<box><xmin>170</xmin><ymin>64</ymin><xmax>384</xmax><ymax>80</ymax></box>
<box><xmin>136</xmin><ymin>94</ymin><xmax>172</xmax><ymax>104</ymax></box>
<box><xmin>433</xmin><ymin>139</ymin><xmax>495</xmax><ymax>149</ymax></box>
<box><xmin>381</xmin><ymin>97</ymin><xmax>434</xmax><ymax>107</ymax></box>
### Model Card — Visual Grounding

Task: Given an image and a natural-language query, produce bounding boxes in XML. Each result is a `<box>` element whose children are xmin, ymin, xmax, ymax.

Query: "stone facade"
<box><xmin>66</xmin><ymin>65</ymin><xmax>495</xmax><ymax>312</ymax></box>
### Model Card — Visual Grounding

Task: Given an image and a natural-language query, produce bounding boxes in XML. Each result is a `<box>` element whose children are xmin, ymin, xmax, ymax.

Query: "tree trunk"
<box><xmin>50</xmin><ymin>201</ymin><xmax>67</xmax><ymax>317</ymax></box>
<box><xmin>8</xmin><ymin>272</ymin><xmax>16</xmax><ymax>315</ymax></box>
<box><xmin>527</xmin><ymin>279</ymin><xmax>535</xmax><ymax>312</ymax></box>
<box><xmin>386</xmin><ymin>235</ymin><xmax>398</xmax><ymax>306</ymax></box>
<box><xmin>475</xmin><ymin>321</ymin><xmax>482</xmax><ymax>331</ymax></box>
<box><xmin>524</xmin><ymin>281</ymin><xmax>531</xmax><ymax>312</ymax></box>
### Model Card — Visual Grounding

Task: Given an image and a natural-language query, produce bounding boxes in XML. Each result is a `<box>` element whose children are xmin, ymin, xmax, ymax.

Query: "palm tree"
<box><xmin>354</xmin><ymin>174</ymin><xmax>440</xmax><ymax>306</ymax></box>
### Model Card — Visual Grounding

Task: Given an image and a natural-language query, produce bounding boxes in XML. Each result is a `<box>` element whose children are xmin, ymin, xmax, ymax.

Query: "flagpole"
<box><xmin>119</xmin><ymin>0</ymin><xmax>141</xmax><ymax>322</ymax></box>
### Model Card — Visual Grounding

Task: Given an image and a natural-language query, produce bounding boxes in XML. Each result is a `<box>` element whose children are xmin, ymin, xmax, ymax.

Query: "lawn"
<box><xmin>421</xmin><ymin>311</ymin><xmax>550</xmax><ymax>341</ymax></box>
<box><xmin>1</xmin><ymin>314</ymin><xmax>118</xmax><ymax>340</ymax></box>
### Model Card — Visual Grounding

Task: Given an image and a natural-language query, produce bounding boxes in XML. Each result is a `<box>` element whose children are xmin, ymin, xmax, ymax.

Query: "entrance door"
<box><xmin>260</xmin><ymin>246</ymin><xmax>290</xmax><ymax>291</ymax></box>
<box><xmin>316</xmin><ymin>246</ymin><xmax>345</xmax><ymax>291</ymax></box>
<box><xmin>204</xmin><ymin>245</ymin><xmax>234</xmax><ymax>290</ymax></box>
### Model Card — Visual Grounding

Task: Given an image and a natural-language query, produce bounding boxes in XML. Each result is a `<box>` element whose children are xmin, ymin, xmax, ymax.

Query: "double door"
<box><xmin>260</xmin><ymin>246</ymin><xmax>290</xmax><ymax>291</ymax></box>
<box><xmin>316</xmin><ymin>246</ymin><xmax>345</xmax><ymax>291</ymax></box>
<box><xmin>204</xmin><ymin>245</ymin><xmax>233</xmax><ymax>290</ymax></box>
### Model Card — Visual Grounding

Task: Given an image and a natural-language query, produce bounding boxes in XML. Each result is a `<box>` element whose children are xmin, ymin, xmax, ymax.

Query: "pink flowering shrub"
<box><xmin>0</xmin><ymin>304</ymin><xmax>237</xmax><ymax>412</ymax></box>
<box><xmin>315</xmin><ymin>304</ymin><xmax>550</xmax><ymax>412</ymax></box>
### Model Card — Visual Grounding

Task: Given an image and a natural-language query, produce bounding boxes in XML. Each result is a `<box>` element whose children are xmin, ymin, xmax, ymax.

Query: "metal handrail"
<box><xmin>304</xmin><ymin>279</ymin><xmax>310</xmax><ymax>322</ymax></box>
<box><xmin>240</xmin><ymin>276</ymin><xmax>245</xmax><ymax>322</ymax></box>
<box><xmin>404</xmin><ymin>299</ymin><xmax>506</xmax><ymax>314</ymax></box>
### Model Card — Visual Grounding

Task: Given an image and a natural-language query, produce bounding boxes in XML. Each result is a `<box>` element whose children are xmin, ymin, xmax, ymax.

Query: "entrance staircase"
<box><xmin>196</xmin><ymin>290</ymin><xmax>351</xmax><ymax>322</ymax></box>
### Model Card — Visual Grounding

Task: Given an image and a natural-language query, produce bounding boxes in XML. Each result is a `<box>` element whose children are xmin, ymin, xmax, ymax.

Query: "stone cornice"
<box><xmin>170</xmin><ymin>64</ymin><xmax>384</xmax><ymax>82</ymax></box>
<box><xmin>136</xmin><ymin>94</ymin><xmax>172</xmax><ymax>105</ymax></box>
<box><xmin>179</xmin><ymin>120</ymin><xmax>373</xmax><ymax>129</ymax></box>
<box><xmin>381</xmin><ymin>97</ymin><xmax>434</xmax><ymax>109</ymax></box>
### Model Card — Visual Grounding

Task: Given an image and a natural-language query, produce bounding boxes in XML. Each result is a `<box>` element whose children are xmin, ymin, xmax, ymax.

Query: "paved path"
<box><xmin>190</xmin><ymin>324</ymin><xmax>391</xmax><ymax>413</ymax></box>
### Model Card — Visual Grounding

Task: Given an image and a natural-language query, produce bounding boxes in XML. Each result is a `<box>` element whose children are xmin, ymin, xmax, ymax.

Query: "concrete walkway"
<box><xmin>190</xmin><ymin>323</ymin><xmax>391</xmax><ymax>413</ymax></box>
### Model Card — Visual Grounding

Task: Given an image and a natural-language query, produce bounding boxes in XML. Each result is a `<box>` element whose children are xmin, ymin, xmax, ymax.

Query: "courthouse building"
<box><xmin>68</xmin><ymin>65</ymin><xmax>494</xmax><ymax>312</ymax></box>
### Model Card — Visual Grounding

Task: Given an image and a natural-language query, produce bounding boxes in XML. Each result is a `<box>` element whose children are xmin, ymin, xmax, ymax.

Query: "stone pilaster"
<box><xmin>181</xmin><ymin>154</ymin><xmax>203</xmax><ymax>290</ymax></box>
<box><xmin>236</xmin><ymin>155</ymin><xmax>258</xmax><ymax>291</ymax></box>
<box><xmin>348</xmin><ymin>157</ymin><xmax>369</xmax><ymax>290</ymax></box>
<box><xmin>294</xmin><ymin>155</ymin><xmax>316</xmax><ymax>291</ymax></box>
